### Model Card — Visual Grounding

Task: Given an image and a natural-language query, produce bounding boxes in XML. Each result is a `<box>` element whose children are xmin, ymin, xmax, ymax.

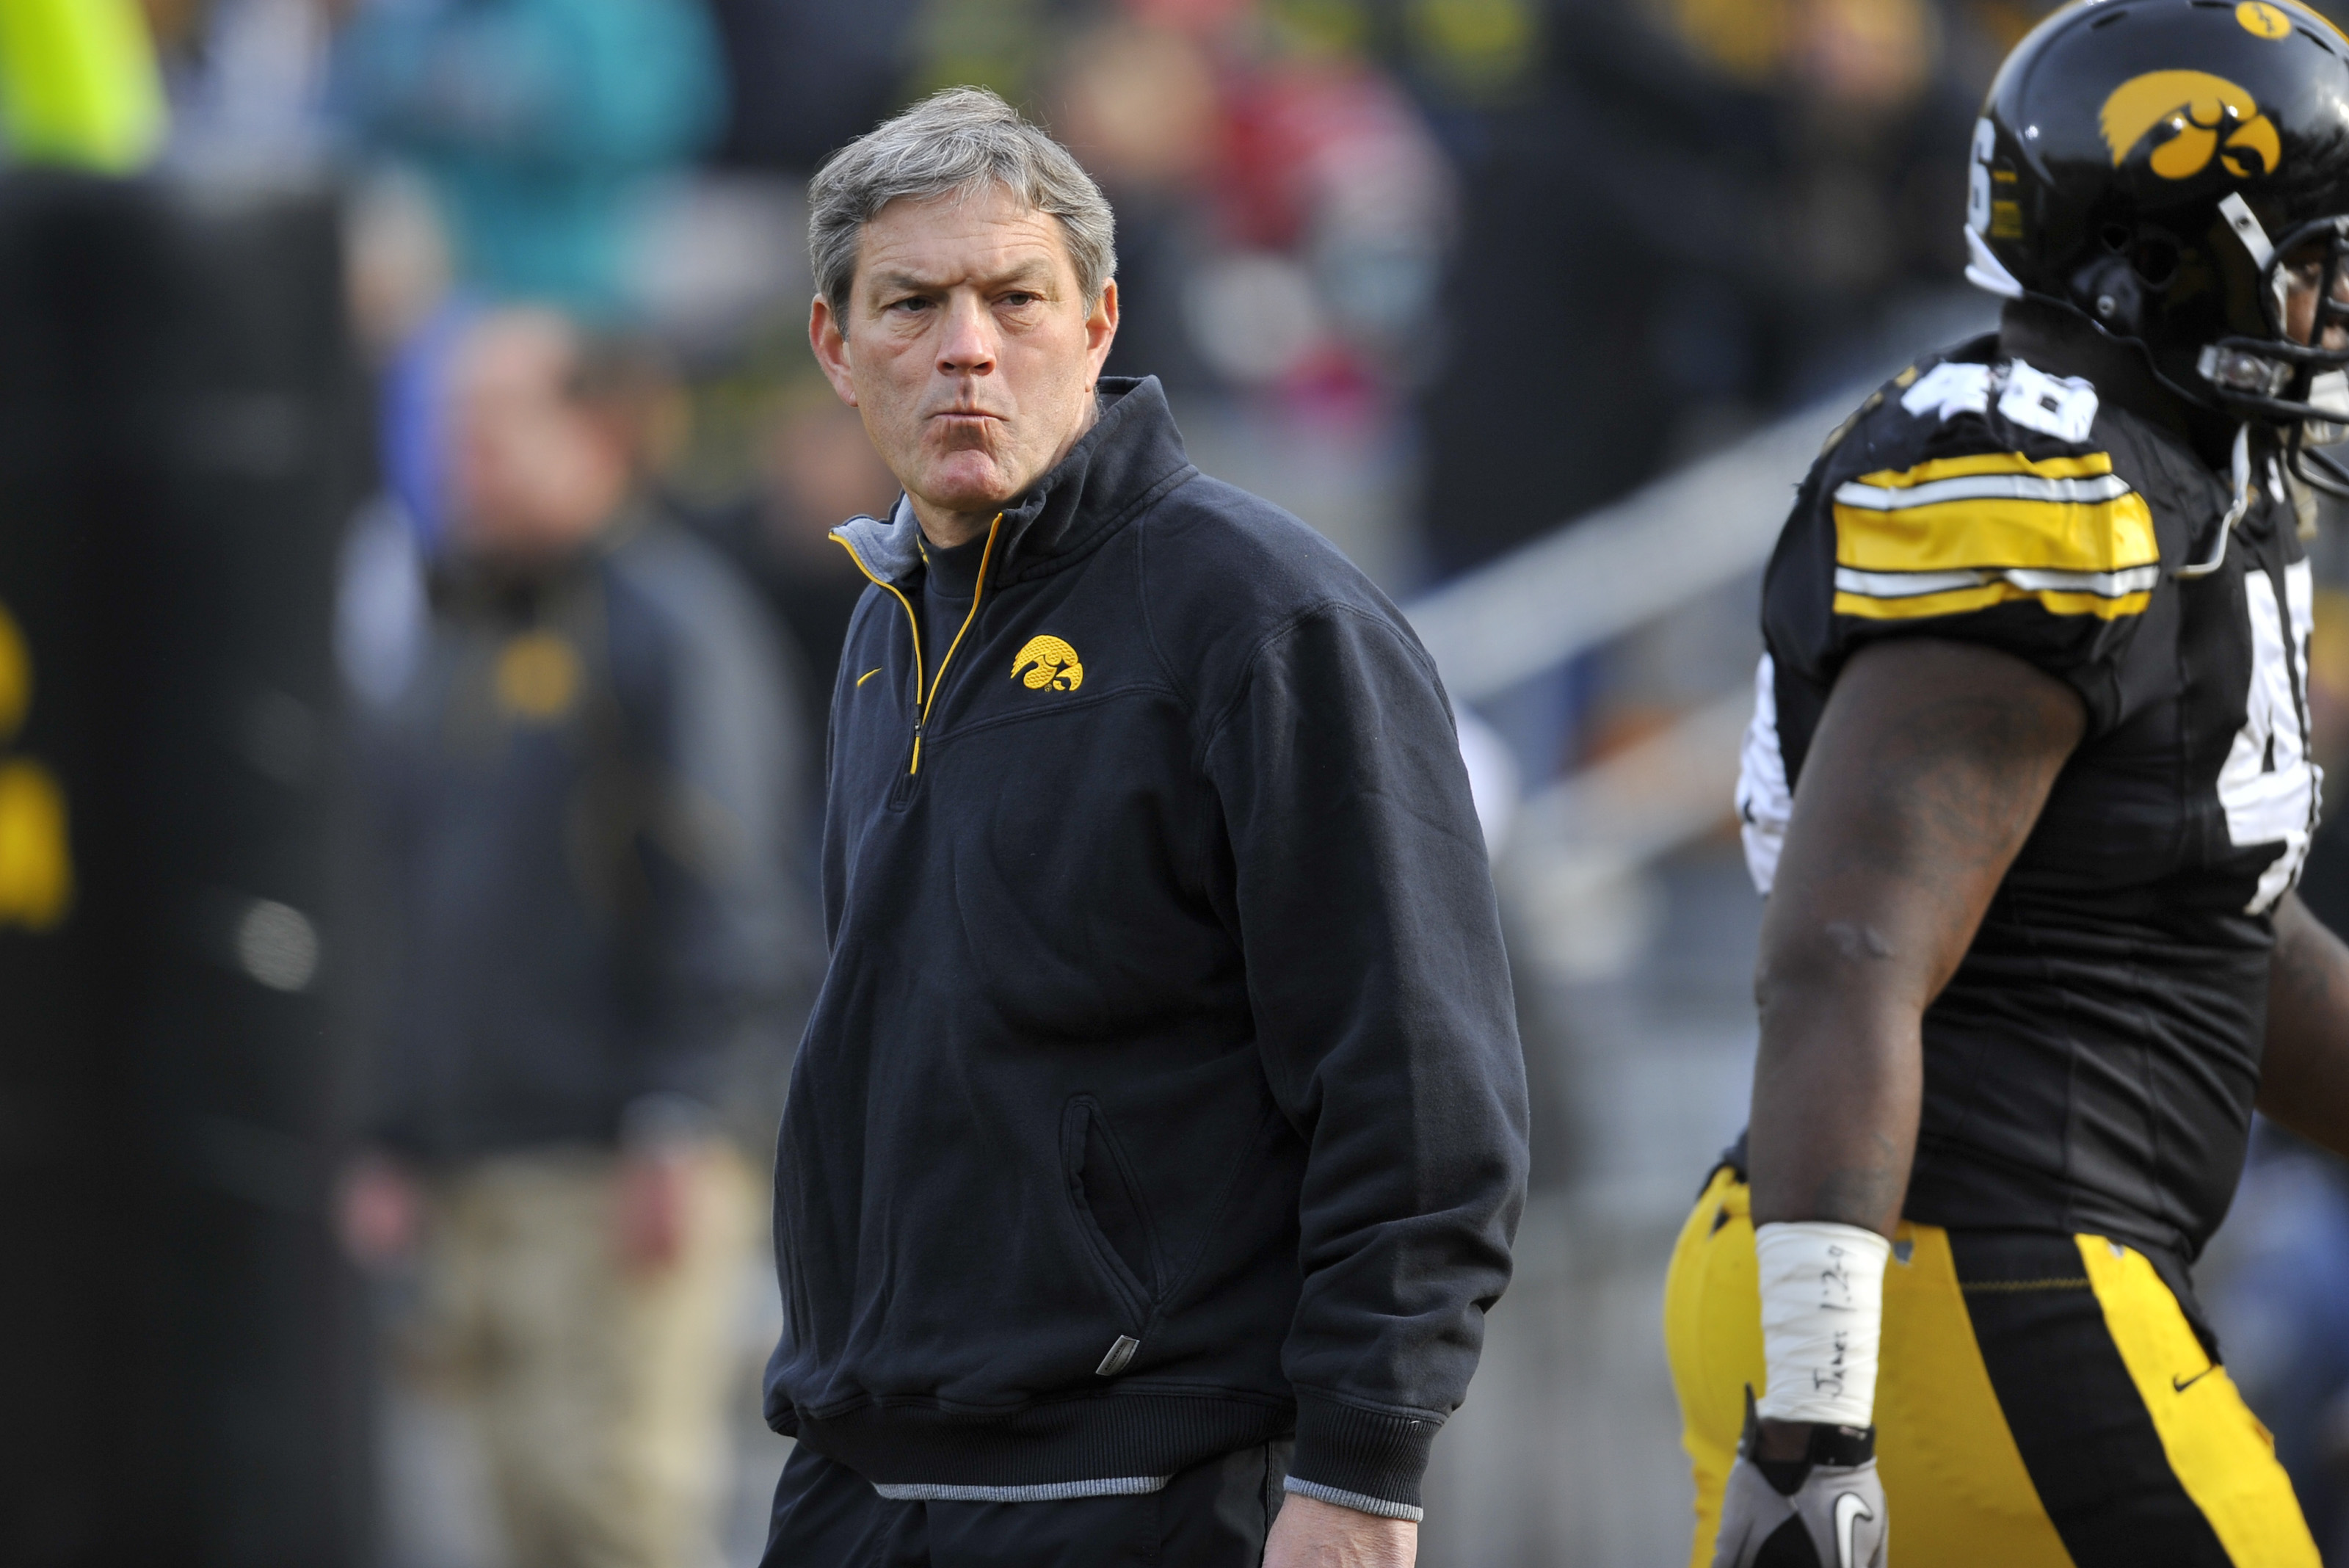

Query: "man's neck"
<box><xmin>456</xmin><ymin>504</ymin><xmax>625</xmax><ymax>584</ymax></box>
<box><xmin>909</xmin><ymin>500</ymin><xmax>999</xmax><ymax>550</ymax></box>
<box><xmin>1998</xmin><ymin>299</ymin><xmax>2236</xmax><ymax>469</ymax></box>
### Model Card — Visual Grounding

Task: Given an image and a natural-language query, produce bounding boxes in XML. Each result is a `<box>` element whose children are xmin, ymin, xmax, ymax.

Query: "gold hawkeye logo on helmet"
<box><xmin>2100</xmin><ymin>71</ymin><xmax>2281</xmax><ymax>181</ymax></box>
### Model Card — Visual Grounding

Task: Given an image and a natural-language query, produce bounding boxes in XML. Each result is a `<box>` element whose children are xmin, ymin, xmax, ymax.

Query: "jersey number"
<box><xmin>2219</xmin><ymin>559</ymin><xmax>2320</xmax><ymax>915</ymax></box>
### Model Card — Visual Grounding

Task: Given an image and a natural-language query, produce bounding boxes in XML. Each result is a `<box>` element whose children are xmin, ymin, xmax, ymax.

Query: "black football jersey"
<box><xmin>1737</xmin><ymin>333</ymin><xmax>2320</xmax><ymax>1261</ymax></box>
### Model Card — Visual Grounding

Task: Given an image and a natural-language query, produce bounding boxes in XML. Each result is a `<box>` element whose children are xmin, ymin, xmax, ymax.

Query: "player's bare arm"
<box><xmin>1746</xmin><ymin>636</ymin><xmax>2082</xmax><ymax>1462</ymax></box>
<box><xmin>2259</xmin><ymin>893</ymin><xmax>2349</xmax><ymax>1155</ymax></box>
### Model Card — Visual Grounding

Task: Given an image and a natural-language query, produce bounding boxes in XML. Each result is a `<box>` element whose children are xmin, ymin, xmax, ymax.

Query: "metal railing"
<box><xmin>1406</xmin><ymin>291</ymin><xmax>1997</xmax><ymax>976</ymax></box>
<box><xmin>1406</xmin><ymin>410</ymin><xmax>1829</xmax><ymax>706</ymax></box>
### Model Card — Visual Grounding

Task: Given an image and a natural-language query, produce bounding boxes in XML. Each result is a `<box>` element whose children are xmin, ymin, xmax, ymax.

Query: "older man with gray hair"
<box><xmin>760</xmin><ymin>88</ymin><xmax>1527</xmax><ymax>1568</ymax></box>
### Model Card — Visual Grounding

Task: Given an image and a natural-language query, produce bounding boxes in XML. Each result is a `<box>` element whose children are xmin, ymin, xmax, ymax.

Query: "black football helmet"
<box><xmin>1971</xmin><ymin>0</ymin><xmax>2349</xmax><ymax>490</ymax></box>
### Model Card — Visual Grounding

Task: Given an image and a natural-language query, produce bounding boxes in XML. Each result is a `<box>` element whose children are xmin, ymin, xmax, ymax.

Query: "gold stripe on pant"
<box><xmin>1663</xmin><ymin>1166</ymin><xmax>2317</xmax><ymax>1567</ymax></box>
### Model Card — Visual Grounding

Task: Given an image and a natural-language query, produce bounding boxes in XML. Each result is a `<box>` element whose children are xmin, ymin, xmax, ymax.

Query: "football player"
<box><xmin>1668</xmin><ymin>3</ymin><xmax>2349</xmax><ymax>1564</ymax></box>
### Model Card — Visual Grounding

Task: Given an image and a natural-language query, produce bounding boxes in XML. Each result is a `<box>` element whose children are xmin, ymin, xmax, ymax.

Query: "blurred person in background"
<box><xmin>141</xmin><ymin>0</ymin><xmax>341</xmax><ymax>175</ymax></box>
<box><xmin>1415</xmin><ymin>0</ymin><xmax>1981</xmax><ymax>578</ymax></box>
<box><xmin>1043</xmin><ymin>0</ymin><xmax>1458</xmax><ymax>418</ymax></box>
<box><xmin>703</xmin><ymin>0</ymin><xmax>923</xmax><ymax>170</ymax></box>
<box><xmin>1047</xmin><ymin>12</ymin><xmax>1225</xmax><ymax>393</ymax></box>
<box><xmin>760</xmin><ymin>87</ymin><xmax>1526</xmax><ymax>1567</ymax></box>
<box><xmin>332</xmin><ymin>0</ymin><xmax>725</xmax><ymax>316</ymax></box>
<box><xmin>339</xmin><ymin>306</ymin><xmax>811</xmax><ymax>1568</ymax></box>
<box><xmin>688</xmin><ymin>386</ymin><xmax>894</xmax><ymax>721</ymax></box>
<box><xmin>681</xmin><ymin>384</ymin><xmax>893</xmax><ymax>881</ymax></box>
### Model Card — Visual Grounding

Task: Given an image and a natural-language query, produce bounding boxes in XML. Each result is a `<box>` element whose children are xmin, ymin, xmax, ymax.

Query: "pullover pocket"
<box><xmin>1061</xmin><ymin>1096</ymin><xmax>1165</xmax><ymax>1331</ymax></box>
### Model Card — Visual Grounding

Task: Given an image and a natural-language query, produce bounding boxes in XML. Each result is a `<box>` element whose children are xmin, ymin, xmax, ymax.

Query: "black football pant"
<box><xmin>760</xmin><ymin>1439</ymin><xmax>1293</xmax><ymax>1567</ymax></box>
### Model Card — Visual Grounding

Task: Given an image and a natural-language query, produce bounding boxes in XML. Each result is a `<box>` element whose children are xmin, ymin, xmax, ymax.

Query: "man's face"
<box><xmin>448</xmin><ymin>313</ymin><xmax>629</xmax><ymax>562</ymax></box>
<box><xmin>810</xmin><ymin>184</ymin><xmax>1118</xmax><ymax>539</ymax></box>
<box><xmin>2284</xmin><ymin>244</ymin><xmax>2349</xmax><ymax>350</ymax></box>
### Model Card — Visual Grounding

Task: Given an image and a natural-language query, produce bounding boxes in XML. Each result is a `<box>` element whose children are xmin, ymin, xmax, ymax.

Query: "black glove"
<box><xmin>1710</xmin><ymin>1388</ymin><xmax>1887</xmax><ymax>1568</ymax></box>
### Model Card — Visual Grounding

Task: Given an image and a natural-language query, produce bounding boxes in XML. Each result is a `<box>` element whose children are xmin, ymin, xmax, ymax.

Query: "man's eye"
<box><xmin>1001</xmin><ymin>292</ymin><xmax>1040</xmax><ymax>308</ymax></box>
<box><xmin>889</xmin><ymin>296</ymin><xmax>933</xmax><ymax>313</ymax></box>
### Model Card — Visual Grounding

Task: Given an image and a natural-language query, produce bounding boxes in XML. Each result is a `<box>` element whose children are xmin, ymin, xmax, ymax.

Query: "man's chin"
<box><xmin>912</xmin><ymin>458</ymin><xmax>1026</xmax><ymax>517</ymax></box>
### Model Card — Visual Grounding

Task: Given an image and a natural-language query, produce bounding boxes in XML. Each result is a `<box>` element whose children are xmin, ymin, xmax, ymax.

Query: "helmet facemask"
<box><xmin>2199</xmin><ymin>211</ymin><xmax>2349</xmax><ymax>496</ymax></box>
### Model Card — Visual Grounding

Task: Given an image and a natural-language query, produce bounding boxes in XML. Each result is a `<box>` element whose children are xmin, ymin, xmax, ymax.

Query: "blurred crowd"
<box><xmin>17</xmin><ymin>0</ymin><xmax>2335</xmax><ymax>1562</ymax></box>
<box><xmin>136</xmin><ymin>0</ymin><xmax>2085</xmax><ymax>571</ymax></box>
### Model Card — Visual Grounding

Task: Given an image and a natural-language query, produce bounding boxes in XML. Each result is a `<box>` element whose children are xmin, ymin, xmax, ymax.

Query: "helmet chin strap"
<box><xmin>2218</xmin><ymin>192</ymin><xmax>2297</xmax><ymax>333</ymax></box>
<box><xmin>2179</xmin><ymin>424</ymin><xmax>2253</xmax><ymax>580</ymax></box>
<box><xmin>1963</xmin><ymin>228</ymin><xmax>2025</xmax><ymax>300</ymax></box>
<box><xmin>2219</xmin><ymin>193</ymin><xmax>2276</xmax><ymax>272</ymax></box>
<box><xmin>2190</xmin><ymin>202</ymin><xmax>2269</xmax><ymax>576</ymax></box>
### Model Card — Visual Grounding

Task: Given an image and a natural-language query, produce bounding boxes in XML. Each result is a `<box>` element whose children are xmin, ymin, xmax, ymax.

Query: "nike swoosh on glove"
<box><xmin>1710</xmin><ymin>1395</ymin><xmax>1887</xmax><ymax>1568</ymax></box>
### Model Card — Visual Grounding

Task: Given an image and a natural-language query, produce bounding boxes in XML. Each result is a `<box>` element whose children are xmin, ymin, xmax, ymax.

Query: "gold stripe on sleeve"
<box><xmin>1833</xmin><ymin>451</ymin><xmax>2158</xmax><ymax>577</ymax></box>
<box><xmin>1834</xmin><ymin>494</ymin><xmax>2158</xmax><ymax>574</ymax></box>
<box><xmin>1834</xmin><ymin>580</ymin><xmax>2154</xmax><ymax>622</ymax></box>
<box><xmin>1855</xmin><ymin>451</ymin><xmax>2119</xmax><ymax>484</ymax></box>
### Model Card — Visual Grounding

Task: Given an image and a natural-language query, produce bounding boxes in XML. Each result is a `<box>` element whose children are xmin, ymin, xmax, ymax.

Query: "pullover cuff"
<box><xmin>1288</xmin><ymin>1394</ymin><xmax>1439</xmax><ymax>1518</ymax></box>
<box><xmin>1283</xmin><ymin>1477</ymin><xmax>1423</xmax><ymax>1522</ymax></box>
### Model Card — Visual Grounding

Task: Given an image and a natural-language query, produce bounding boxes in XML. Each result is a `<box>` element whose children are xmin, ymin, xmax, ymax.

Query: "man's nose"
<box><xmin>936</xmin><ymin>294</ymin><xmax>996</xmax><ymax>376</ymax></box>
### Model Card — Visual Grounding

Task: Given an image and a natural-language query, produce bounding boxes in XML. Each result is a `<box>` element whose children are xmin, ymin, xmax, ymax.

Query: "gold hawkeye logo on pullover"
<box><xmin>1012</xmin><ymin>636</ymin><xmax>1083</xmax><ymax>692</ymax></box>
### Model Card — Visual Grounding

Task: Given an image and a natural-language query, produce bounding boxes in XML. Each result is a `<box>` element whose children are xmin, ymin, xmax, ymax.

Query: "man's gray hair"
<box><xmin>808</xmin><ymin>87</ymin><xmax>1117</xmax><ymax>326</ymax></box>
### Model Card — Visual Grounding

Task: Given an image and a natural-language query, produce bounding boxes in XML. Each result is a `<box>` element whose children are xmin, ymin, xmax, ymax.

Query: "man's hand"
<box><xmin>1263</xmin><ymin>1492</ymin><xmax>1416</xmax><ymax>1567</ymax></box>
<box><xmin>1712</xmin><ymin>1449</ymin><xmax>1887</xmax><ymax>1568</ymax></box>
<box><xmin>1712</xmin><ymin>1404</ymin><xmax>1887</xmax><ymax>1568</ymax></box>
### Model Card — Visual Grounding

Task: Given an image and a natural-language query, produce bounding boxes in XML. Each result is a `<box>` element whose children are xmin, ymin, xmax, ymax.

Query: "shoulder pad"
<box><xmin>1899</xmin><ymin>357</ymin><xmax>2098</xmax><ymax>444</ymax></box>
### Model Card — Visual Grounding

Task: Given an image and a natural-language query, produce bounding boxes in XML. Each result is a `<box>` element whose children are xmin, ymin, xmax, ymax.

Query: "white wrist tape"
<box><xmin>1754</xmin><ymin>1221</ymin><xmax>1892</xmax><ymax>1427</ymax></box>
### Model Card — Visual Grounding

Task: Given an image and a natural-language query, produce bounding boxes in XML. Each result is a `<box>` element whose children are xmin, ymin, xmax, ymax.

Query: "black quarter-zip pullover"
<box><xmin>766</xmin><ymin>377</ymin><xmax>1528</xmax><ymax>1516</ymax></box>
<box><xmin>918</xmin><ymin>526</ymin><xmax>990</xmax><ymax>665</ymax></box>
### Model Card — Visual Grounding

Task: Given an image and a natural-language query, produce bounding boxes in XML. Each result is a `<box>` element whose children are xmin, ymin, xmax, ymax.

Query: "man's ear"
<box><xmin>1086</xmin><ymin>279</ymin><xmax>1120</xmax><ymax>382</ymax></box>
<box><xmin>809</xmin><ymin>294</ymin><xmax>859</xmax><ymax>408</ymax></box>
